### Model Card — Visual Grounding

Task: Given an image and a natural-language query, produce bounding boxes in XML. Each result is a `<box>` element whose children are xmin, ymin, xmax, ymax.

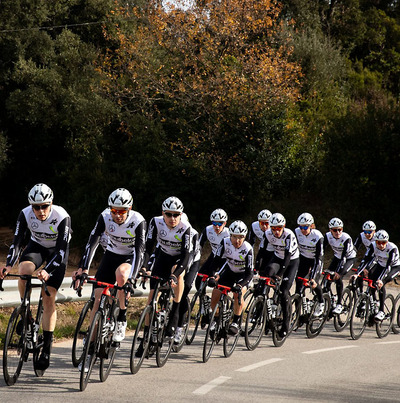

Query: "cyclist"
<box><xmin>294</xmin><ymin>213</ymin><xmax>324</xmax><ymax>316</ymax></box>
<box><xmin>323</xmin><ymin>217</ymin><xmax>357</xmax><ymax>314</ymax></box>
<box><xmin>248</xmin><ymin>209</ymin><xmax>274</xmax><ymax>273</ymax></box>
<box><xmin>207</xmin><ymin>220</ymin><xmax>253</xmax><ymax>335</ymax></box>
<box><xmin>141</xmin><ymin>196</ymin><xmax>192</xmax><ymax>339</ymax></box>
<box><xmin>73</xmin><ymin>188</ymin><xmax>146</xmax><ymax>346</ymax></box>
<box><xmin>194</xmin><ymin>209</ymin><xmax>229</xmax><ymax>291</ymax></box>
<box><xmin>353</xmin><ymin>230</ymin><xmax>400</xmax><ymax>321</ymax></box>
<box><xmin>263</xmin><ymin>213</ymin><xmax>299</xmax><ymax>339</ymax></box>
<box><xmin>0</xmin><ymin>183</ymin><xmax>72</xmax><ymax>371</ymax></box>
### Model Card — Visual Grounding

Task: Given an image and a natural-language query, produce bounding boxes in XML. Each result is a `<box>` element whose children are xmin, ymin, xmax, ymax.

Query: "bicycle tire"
<box><xmin>130</xmin><ymin>305</ymin><xmax>152</xmax><ymax>374</ymax></box>
<box><xmin>99</xmin><ymin>304</ymin><xmax>119</xmax><ymax>382</ymax></box>
<box><xmin>223</xmin><ymin>300</ymin><xmax>240</xmax><ymax>358</ymax></box>
<box><xmin>244</xmin><ymin>295</ymin><xmax>266</xmax><ymax>351</ymax></box>
<box><xmin>79</xmin><ymin>310</ymin><xmax>102</xmax><ymax>391</ymax></box>
<box><xmin>156</xmin><ymin>293</ymin><xmax>173</xmax><ymax>368</ymax></box>
<box><xmin>272</xmin><ymin>299</ymin><xmax>288</xmax><ymax>348</ymax></box>
<box><xmin>186</xmin><ymin>292</ymin><xmax>202</xmax><ymax>345</ymax></box>
<box><xmin>306</xmin><ymin>293</ymin><xmax>330</xmax><ymax>338</ymax></box>
<box><xmin>173</xmin><ymin>296</ymin><xmax>190</xmax><ymax>352</ymax></box>
<box><xmin>33</xmin><ymin>299</ymin><xmax>45</xmax><ymax>377</ymax></box>
<box><xmin>376</xmin><ymin>293</ymin><xmax>395</xmax><ymax>338</ymax></box>
<box><xmin>289</xmin><ymin>294</ymin><xmax>301</xmax><ymax>334</ymax></box>
<box><xmin>333</xmin><ymin>287</ymin><xmax>353</xmax><ymax>332</ymax></box>
<box><xmin>393</xmin><ymin>293</ymin><xmax>400</xmax><ymax>334</ymax></box>
<box><xmin>72</xmin><ymin>298</ymin><xmax>94</xmax><ymax>367</ymax></box>
<box><xmin>350</xmin><ymin>294</ymin><xmax>369</xmax><ymax>340</ymax></box>
<box><xmin>202</xmin><ymin>302</ymin><xmax>221</xmax><ymax>363</ymax></box>
<box><xmin>3</xmin><ymin>306</ymin><xmax>27</xmax><ymax>386</ymax></box>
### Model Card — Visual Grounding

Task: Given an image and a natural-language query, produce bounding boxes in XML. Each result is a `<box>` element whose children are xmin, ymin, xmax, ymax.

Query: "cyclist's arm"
<box><xmin>172</xmin><ymin>227</ymin><xmax>191</xmax><ymax>277</ymax></box>
<box><xmin>378</xmin><ymin>249</ymin><xmax>396</xmax><ymax>281</ymax></box>
<box><xmin>5</xmin><ymin>211</ymin><xmax>28</xmax><ymax>268</ymax></box>
<box><xmin>247</xmin><ymin>229</ymin><xmax>256</xmax><ymax>247</ymax></box>
<box><xmin>356</xmin><ymin>244</ymin><xmax>374</xmax><ymax>275</ymax></box>
<box><xmin>198</xmin><ymin>228</ymin><xmax>207</xmax><ymax>250</ymax></box>
<box><xmin>131</xmin><ymin>220</ymin><xmax>147</xmax><ymax>279</ymax></box>
<box><xmin>278</xmin><ymin>234</ymin><xmax>292</xmax><ymax>276</ymax></box>
<box><xmin>209</xmin><ymin>240</ymin><xmax>226</xmax><ymax>277</ymax></box>
<box><xmin>336</xmin><ymin>238</ymin><xmax>351</xmax><ymax>273</ymax></box>
<box><xmin>353</xmin><ymin>234</ymin><xmax>362</xmax><ymax>251</ymax></box>
<box><xmin>237</xmin><ymin>249</ymin><xmax>254</xmax><ymax>287</ymax></box>
<box><xmin>310</xmin><ymin>238</ymin><xmax>323</xmax><ymax>279</ymax></box>
<box><xmin>142</xmin><ymin>217</ymin><xmax>158</xmax><ymax>268</ymax></box>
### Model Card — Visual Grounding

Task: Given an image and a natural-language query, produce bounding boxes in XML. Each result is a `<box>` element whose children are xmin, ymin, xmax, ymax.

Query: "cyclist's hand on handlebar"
<box><xmin>169</xmin><ymin>274</ymin><xmax>178</xmax><ymax>287</ymax></box>
<box><xmin>207</xmin><ymin>277</ymin><xmax>217</xmax><ymax>288</ymax></box>
<box><xmin>309</xmin><ymin>279</ymin><xmax>317</xmax><ymax>289</ymax></box>
<box><xmin>333</xmin><ymin>272</ymin><xmax>340</xmax><ymax>281</ymax></box>
<box><xmin>0</xmin><ymin>266</ymin><xmax>11</xmax><ymax>280</ymax></box>
<box><xmin>37</xmin><ymin>269</ymin><xmax>50</xmax><ymax>282</ymax></box>
<box><xmin>376</xmin><ymin>279</ymin><xmax>383</xmax><ymax>289</ymax></box>
<box><xmin>231</xmin><ymin>284</ymin><xmax>242</xmax><ymax>293</ymax></box>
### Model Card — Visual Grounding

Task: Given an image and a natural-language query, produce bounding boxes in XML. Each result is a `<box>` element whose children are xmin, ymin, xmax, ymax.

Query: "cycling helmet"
<box><xmin>28</xmin><ymin>183</ymin><xmax>53</xmax><ymax>205</ymax></box>
<box><xmin>362</xmin><ymin>220</ymin><xmax>376</xmax><ymax>231</ymax></box>
<box><xmin>375</xmin><ymin>230</ymin><xmax>389</xmax><ymax>242</ymax></box>
<box><xmin>229</xmin><ymin>220</ymin><xmax>248</xmax><ymax>236</ymax></box>
<box><xmin>297</xmin><ymin>212</ymin><xmax>314</xmax><ymax>226</ymax></box>
<box><xmin>108</xmin><ymin>188</ymin><xmax>133</xmax><ymax>208</ymax></box>
<box><xmin>257</xmin><ymin>209</ymin><xmax>272</xmax><ymax>222</ymax></box>
<box><xmin>269</xmin><ymin>213</ymin><xmax>286</xmax><ymax>227</ymax></box>
<box><xmin>328</xmin><ymin>217</ymin><xmax>343</xmax><ymax>229</ymax></box>
<box><xmin>210</xmin><ymin>208</ymin><xmax>228</xmax><ymax>222</ymax></box>
<box><xmin>162</xmin><ymin>196</ymin><xmax>184</xmax><ymax>213</ymax></box>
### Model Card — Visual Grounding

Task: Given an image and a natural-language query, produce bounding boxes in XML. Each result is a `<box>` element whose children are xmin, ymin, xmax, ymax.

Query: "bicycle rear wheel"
<box><xmin>203</xmin><ymin>303</ymin><xmax>221</xmax><ymax>363</ymax></box>
<box><xmin>130</xmin><ymin>305</ymin><xmax>152</xmax><ymax>374</ymax></box>
<box><xmin>174</xmin><ymin>296</ymin><xmax>190</xmax><ymax>352</ymax></box>
<box><xmin>223</xmin><ymin>301</ymin><xmax>240</xmax><ymax>358</ymax></box>
<box><xmin>72</xmin><ymin>298</ymin><xmax>94</xmax><ymax>367</ymax></box>
<box><xmin>186</xmin><ymin>292</ymin><xmax>201</xmax><ymax>345</ymax></box>
<box><xmin>156</xmin><ymin>310</ymin><xmax>173</xmax><ymax>368</ymax></box>
<box><xmin>376</xmin><ymin>293</ymin><xmax>395</xmax><ymax>338</ymax></box>
<box><xmin>306</xmin><ymin>294</ymin><xmax>330</xmax><ymax>338</ymax></box>
<box><xmin>3</xmin><ymin>306</ymin><xmax>27</xmax><ymax>386</ymax></box>
<box><xmin>333</xmin><ymin>287</ymin><xmax>353</xmax><ymax>332</ymax></box>
<box><xmin>79</xmin><ymin>311</ymin><xmax>102</xmax><ymax>391</ymax></box>
<box><xmin>33</xmin><ymin>299</ymin><xmax>45</xmax><ymax>377</ymax></box>
<box><xmin>244</xmin><ymin>296</ymin><xmax>266</xmax><ymax>351</ymax></box>
<box><xmin>350</xmin><ymin>294</ymin><xmax>369</xmax><ymax>340</ymax></box>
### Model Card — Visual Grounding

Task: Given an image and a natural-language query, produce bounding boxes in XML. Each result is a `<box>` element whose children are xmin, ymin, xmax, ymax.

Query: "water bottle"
<box><xmin>266</xmin><ymin>298</ymin><xmax>272</xmax><ymax>318</ymax></box>
<box><xmin>271</xmin><ymin>303</ymin><xmax>277</xmax><ymax>319</ymax></box>
<box><xmin>32</xmin><ymin>323</ymin><xmax>39</xmax><ymax>343</ymax></box>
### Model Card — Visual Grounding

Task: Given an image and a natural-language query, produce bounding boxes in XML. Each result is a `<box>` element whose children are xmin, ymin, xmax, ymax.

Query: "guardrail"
<box><xmin>0</xmin><ymin>277</ymin><xmax>150</xmax><ymax>308</ymax></box>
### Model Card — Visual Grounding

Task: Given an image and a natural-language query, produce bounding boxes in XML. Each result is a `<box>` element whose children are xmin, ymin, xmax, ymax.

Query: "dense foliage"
<box><xmin>0</xmin><ymin>0</ymin><xmax>400</xmax><ymax>248</ymax></box>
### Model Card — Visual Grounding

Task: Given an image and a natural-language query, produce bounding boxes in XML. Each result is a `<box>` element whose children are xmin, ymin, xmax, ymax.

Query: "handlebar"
<box><xmin>0</xmin><ymin>273</ymin><xmax>50</xmax><ymax>296</ymax></box>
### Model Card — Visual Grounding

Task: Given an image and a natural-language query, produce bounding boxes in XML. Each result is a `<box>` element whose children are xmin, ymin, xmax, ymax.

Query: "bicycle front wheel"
<box><xmin>3</xmin><ymin>306</ymin><xmax>27</xmax><ymax>386</ymax></box>
<box><xmin>289</xmin><ymin>294</ymin><xmax>301</xmax><ymax>334</ymax></box>
<box><xmin>79</xmin><ymin>311</ymin><xmax>102</xmax><ymax>391</ymax></box>
<box><xmin>306</xmin><ymin>294</ymin><xmax>330</xmax><ymax>339</ymax></box>
<box><xmin>333</xmin><ymin>287</ymin><xmax>353</xmax><ymax>332</ymax></box>
<box><xmin>223</xmin><ymin>301</ymin><xmax>240</xmax><ymax>358</ymax></box>
<box><xmin>174</xmin><ymin>296</ymin><xmax>190</xmax><ymax>353</ymax></box>
<box><xmin>203</xmin><ymin>303</ymin><xmax>221</xmax><ymax>363</ymax></box>
<box><xmin>376</xmin><ymin>293</ymin><xmax>395</xmax><ymax>338</ymax></box>
<box><xmin>393</xmin><ymin>293</ymin><xmax>400</xmax><ymax>334</ymax></box>
<box><xmin>244</xmin><ymin>296</ymin><xmax>266</xmax><ymax>351</ymax></box>
<box><xmin>272</xmin><ymin>300</ymin><xmax>289</xmax><ymax>348</ymax></box>
<box><xmin>33</xmin><ymin>299</ymin><xmax>45</xmax><ymax>377</ymax></box>
<box><xmin>130</xmin><ymin>305</ymin><xmax>152</xmax><ymax>374</ymax></box>
<box><xmin>186</xmin><ymin>292</ymin><xmax>201</xmax><ymax>345</ymax></box>
<box><xmin>350</xmin><ymin>294</ymin><xmax>369</xmax><ymax>340</ymax></box>
<box><xmin>72</xmin><ymin>298</ymin><xmax>94</xmax><ymax>367</ymax></box>
<box><xmin>156</xmin><ymin>313</ymin><xmax>173</xmax><ymax>368</ymax></box>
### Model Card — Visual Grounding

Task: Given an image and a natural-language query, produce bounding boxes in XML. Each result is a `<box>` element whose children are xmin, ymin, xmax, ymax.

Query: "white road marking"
<box><xmin>302</xmin><ymin>345</ymin><xmax>358</xmax><ymax>355</ymax></box>
<box><xmin>235</xmin><ymin>358</ymin><xmax>284</xmax><ymax>372</ymax></box>
<box><xmin>375</xmin><ymin>340</ymin><xmax>400</xmax><ymax>345</ymax></box>
<box><xmin>193</xmin><ymin>376</ymin><xmax>231</xmax><ymax>395</ymax></box>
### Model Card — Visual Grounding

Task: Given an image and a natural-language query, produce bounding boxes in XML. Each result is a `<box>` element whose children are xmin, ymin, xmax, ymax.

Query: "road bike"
<box><xmin>350</xmin><ymin>277</ymin><xmax>395</xmax><ymax>340</ymax></box>
<box><xmin>0</xmin><ymin>273</ymin><xmax>50</xmax><ymax>386</ymax></box>
<box><xmin>76</xmin><ymin>276</ymin><xmax>133</xmax><ymax>391</ymax></box>
<box><xmin>130</xmin><ymin>274</ymin><xmax>175</xmax><ymax>374</ymax></box>
<box><xmin>290</xmin><ymin>277</ymin><xmax>331</xmax><ymax>338</ymax></box>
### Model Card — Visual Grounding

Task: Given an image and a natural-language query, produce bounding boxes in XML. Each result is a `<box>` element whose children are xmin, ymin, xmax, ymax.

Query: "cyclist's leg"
<box><xmin>295</xmin><ymin>257</ymin><xmax>310</xmax><ymax>295</ymax></box>
<box><xmin>280</xmin><ymin>259</ymin><xmax>299</xmax><ymax>335</ymax></box>
<box><xmin>178</xmin><ymin>260</ymin><xmax>200</xmax><ymax>327</ymax></box>
<box><xmin>195</xmin><ymin>255</ymin><xmax>213</xmax><ymax>290</ymax></box>
<box><xmin>336</xmin><ymin>258</ymin><xmax>355</xmax><ymax>302</ymax></box>
<box><xmin>17</xmin><ymin>241</ymin><xmax>43</xmax><ymax>297</ymax></box>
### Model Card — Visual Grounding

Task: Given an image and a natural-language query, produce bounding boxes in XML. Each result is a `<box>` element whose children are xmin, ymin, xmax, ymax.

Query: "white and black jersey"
<box><xmin>295</xmin><ymin>227</ymin><xmax>324</xmax><ymax>261</ymax></box>
<box><xmin>324</xmin><ymin>231</ymin><xmax>356</xmax><ymax>260</ymax></box>
<box><xmin>199</xmin><ymin>225</ymin><xmax>230</xmax><ymax>255</ymax></box>
<box><xmin>354</xmin><ymin>232</ymin><xmax>374</xmax><ymax>251</ymax></box>
<box><xmin>265</xmin><ymin>228</ymin><xmax>300</xmax><ymax>261</ymax></box>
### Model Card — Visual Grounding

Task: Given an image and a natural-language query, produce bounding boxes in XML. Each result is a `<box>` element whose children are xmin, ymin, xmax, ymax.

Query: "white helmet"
<box><xmin>270</xmin><ymin>213</ymin><xmax>286</xmax><ymax>227</ymax></box>
<box><xmin>108</xmin><ymin>188</ymin><xmax>133</xmax><ymax>208</ymax></box>
<box><xmin>162</xmin><ymin>196</ymin><xmax>184</xmax><ymax>213</ymax></box>
<box><xmin>210</xmin><ymin>208</ymin><xmax>228</xmax><ymax>222</ymax></box>
<box><xmin>375</xmin><ymin>230</ymin><xmax>389</xmax><ymax>242</ymax></box>
<box><xmin>297</xmin><ymin>212</ymin><xmax>314</xmax><ymax>226</ymax></box>
<box><xmin>329</xmin><ymin>217</ymin><xmax>343</xmax><ymax>229</ymax></box>
<box><xmin>229</xmin><ymin>220</ymin><xmax>248</xmax><ymax>236</ymax></box>
<box><xmin>257</xmin><ymin>209</ymin><xmax>272</xmax><ymax>222</ymax></box>
<box><xmin>28</xmin><ymin>183</ymin><xmax>53</xmax><ymax>205</ymax></box>
<box><xmin>362</xmin><ymin>220</ymin><xmax>376</xmax><ymax>231</ymax></box>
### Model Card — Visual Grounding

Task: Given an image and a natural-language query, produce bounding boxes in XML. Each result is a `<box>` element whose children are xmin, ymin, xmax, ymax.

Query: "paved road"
<box><xmin>1</xmin><ymin>317</ymin><xmax>400</xmax><ymax>402</ymax></box>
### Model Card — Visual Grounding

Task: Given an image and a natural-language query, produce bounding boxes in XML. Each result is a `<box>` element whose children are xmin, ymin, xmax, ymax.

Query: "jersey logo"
<box><xmin>175</xmin><ymin>234</ymin><xmax>182</xmax><ymax>242</ymax></box>
<box><xmin>31</xmin><ymin>222</ymin><xmax>39</xmax><ymax>230</ymax></box>
<box><xmin>50</xmin><ymin>219</ymin><xmax>58</xmax><ymax>225</ymax></box>
<box><xmin>49</xmin><ymin>226</ymin><xmax>57</xmax><ymax>234</ymax></box>
<box><xmin>127</xmin><ymin>221</ymin><xmax>135</xmax><ymax>228</ymax></box>
<box><xmin>126</xmin><ymin>230</ymin><xmax>135</xmax><ymax>237</ymax></box>
<box><xmin>160</xmin><ymin>230</ymin><xmax>167</xmax><ymax>237</ymax></box>
<box><xmin>108</xmin><ymin>224</ymin><xmax>116</xmax><ymax>233</ymax></box>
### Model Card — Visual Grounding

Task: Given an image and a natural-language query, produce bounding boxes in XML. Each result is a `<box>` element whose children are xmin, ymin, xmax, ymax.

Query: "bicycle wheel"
<box><xmin>350</xmin><ymin>294</ymin><xmax>369</xmax><ymax>340</ymax></box>
<box><xmin>173</xmin><ymin>296</ymin><xmax>190</xmax><ymax>353</ymax></box>
<box><xmin>376</xmin><ymin>293</ymin><xmax>395</xmax><ymax>338</ymax></box>
<box><xmin>186</xmin><ymin>292</ymin><xmax>201</xmax><ymax>345</ymax></box>
<box><xmin>202</xmin><ymin>303</ymin><xmax>221</xmax><ymax>363</ymax></box>
<box><xmin>393</xmin><ymin>293</ymin><xmax>400</xmax><ymax>334</ymax></box>
<box><xmin>79</xmin><ymin>311</ymin><xmax>102</xmax><ymax>391</ymax></box>
<box><xmin>99</xmin><ymin>305</ymin><xmax>119</xmax><ymax>382</ymax></box>
<box><xmin>72</xmin><ymin>298</ymin><xmax>94</xmax><ymax>367</ymax></box>
<box><xmin>289</xmin><ymin>294</ymin><xmax>301</xmax><ymax>334</ymax></box>
<box><xmin>33</xmin><ymin>299</ymin><xmax>45</xmax><ymax>377</ymax></box>
<box><xmin>306</xmin><ymin>294</ymin><xmax>330</xmax><ymax>338</ymax></box>
<box><xmin>244</xmin><ymin>295</ymin><xmax>266</xmax><ymax>351</ymax></box>
<box><xmin>156</xmin><ymin>310</ymin><xmax>173</xmax><ymax>368</ymax></box>
<box><xmin>223</xmin><ymin>302</ymin><xmax>240</xmax><ymax>358</ymax></box>
<box><xmin>272</xmin><ymin>299</ymin><xmax>289</xmax><ymax>348</ymax></box>
<box><xmin>130</xmin><ymin>305</ymin><xmax>152</xmax><ymax>374</ymax></box>
<box><xmin>333</xmin><ymin>287</ymin><xmax>353</xmax><ymax>332</ymax></box>
<box><xmin>3</xmin><ymin>306</ymin><xmax>27</xmax><ymax>386</ymax></box>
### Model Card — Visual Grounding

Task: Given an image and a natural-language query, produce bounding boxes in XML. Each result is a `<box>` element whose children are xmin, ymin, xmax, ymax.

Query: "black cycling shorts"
<box><xmin>94</xmin><ymin>251</ymin><xmax>132</xmax><ymax>286</ymax></box>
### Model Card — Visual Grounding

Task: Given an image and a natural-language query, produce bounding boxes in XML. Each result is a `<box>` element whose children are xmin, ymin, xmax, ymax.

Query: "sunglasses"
<box><xmin>271</xmin><ymin>226</ymin><xmax>283</xmax><ymax>231</ymax></box>
<box><xmin>363</xmin><ymin>230</ymin><xmax>373</xmax><ymax>235</ymax></box>
<box><xmin>110</xmin><ymin>208</ymin><xmax>129</xmax><ymax>215</ymax></box>
<box><xmin>331</xmin><ymin>228</ymin><xmax>342</xmax><ymax>233</ymax></box>
<box><xmin>259</xmin><ymin>221</ymin><xmax>269</xmax><ymax>225</ymax></box>
<box><xmin>164</xmin><ymin>212</ymin><xmax>181</xmax><ymax>218</ymax></box>
<box><xmin>299</xmin><ymin>225</ymin><xmax>310</xmax><ymax>230</ymax></box>
<box><xmin>32</xmin><ymin>204</ymin><xmax>50</xmax><ymax>211</ymax></box>
<box><xmin>376</xmin><ymin>240</ymin><xmax>387</xmax><ymax>245</ymax></box>
<box><xmin>212</xmin><ymin>221</ymin><xmax>223</xmax><ymax>227</ymax></box>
